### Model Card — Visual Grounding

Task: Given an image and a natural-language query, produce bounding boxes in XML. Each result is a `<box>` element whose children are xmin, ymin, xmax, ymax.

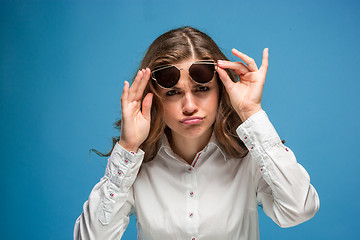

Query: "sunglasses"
<box><xmin>150</xmin><ymin>60</ymin><xmax>217</xmax><ymax>88</ymax></box>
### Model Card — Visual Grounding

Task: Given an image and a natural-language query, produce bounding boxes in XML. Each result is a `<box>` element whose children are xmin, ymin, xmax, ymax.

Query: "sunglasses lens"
<box><xmin>189</xmin><ymin>63</ymin><xmax>215</xmax><ymax>84</ymax></box>
<box><xmin>153</xmin><ymin>66</ymin><xmax>179</xmax><ymax>88</ymax></box>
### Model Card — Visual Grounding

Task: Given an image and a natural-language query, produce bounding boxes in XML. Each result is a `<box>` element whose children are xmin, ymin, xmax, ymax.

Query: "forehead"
<box><xmin>176</xmin><ymin>58</ymin><xmax>198</xmax><ymax>65</ymax></box>
<box><xmin>166</xmin><ymin>58</ymin><xmax>201</xmax><ymax>69</ymax></box>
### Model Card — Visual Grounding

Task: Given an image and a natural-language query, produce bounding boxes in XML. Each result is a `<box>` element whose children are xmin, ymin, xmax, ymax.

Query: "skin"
<box><xmin>119</xmin><ymin>48</ymin><xmax>269</xmax><ymax>164</ymax></box>
<box><xmin>156</xmin><ymin>59</ymin><xmax>220</xmax><ymax>163</ymax></box>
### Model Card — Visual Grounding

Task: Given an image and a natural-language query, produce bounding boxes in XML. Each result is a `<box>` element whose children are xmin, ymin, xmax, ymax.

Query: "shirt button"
<box><xmin>117</xmin><ymin>170</ymin><xmax>124</xmax><ymax>176</ymax></box>
<box><xmin>189</xmin><ymin>213</ymin><xmax>193</xmax><ymax>218</ymax></box>
<box><xmin>187</xmin><ymin>167</ymin><xmax>192</xmax><ymax>173</ymax></box>
<box><xmin>189</xmin><ymin>191</ymin><xmax>194</xmax><ymax>197</ymax></box>
<box><xmin>192</xmin><ymin>238</ymin><xmax>196</xmax><ymax>240</ymax></box>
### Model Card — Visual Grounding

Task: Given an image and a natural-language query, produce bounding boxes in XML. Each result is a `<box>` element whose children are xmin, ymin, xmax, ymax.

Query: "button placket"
<box><xmin>185</xmin><ymin>164</ymin><xmax>199</xmax><ymax>234</ymax></box>
<box><xmin>186</xmin><ymin>171</ymin><xmax>196</xmax><ymax>221</ymax></box>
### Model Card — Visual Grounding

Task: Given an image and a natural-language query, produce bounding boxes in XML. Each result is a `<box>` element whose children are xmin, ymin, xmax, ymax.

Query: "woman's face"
<box><xmin>157</xmin><ymin>59</ymin><xmax>220</xmax><ymax>141</ymax></box>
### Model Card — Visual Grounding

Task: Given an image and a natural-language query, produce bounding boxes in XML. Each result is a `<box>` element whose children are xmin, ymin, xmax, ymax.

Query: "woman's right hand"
<box><xmin>119</xmin><ymin>68</ymin><xmax>153</xmax><ymax>152</ymax></box>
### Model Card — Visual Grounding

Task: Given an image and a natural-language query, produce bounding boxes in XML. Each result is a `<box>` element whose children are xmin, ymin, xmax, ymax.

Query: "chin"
<box><xmin>178</xmin><ymin>125</ymin><xmax>213</xmax><ymax>139</ymax></box>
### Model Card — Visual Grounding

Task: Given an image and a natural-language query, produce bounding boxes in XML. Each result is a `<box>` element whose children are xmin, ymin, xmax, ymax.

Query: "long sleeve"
<box><xmin>74</xmin><ymin>143</ymin><xmax>144</xmax><ymax>239</ymax></box>
<box><xmin>236</xmin><ymin>110</ymin><xmax>320</xmax><ymax>228</ymax></box>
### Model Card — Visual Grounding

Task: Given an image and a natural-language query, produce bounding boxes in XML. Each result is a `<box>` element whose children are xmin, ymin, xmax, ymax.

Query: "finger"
<box><xmin>135</xmin><ymin>68</ymin><xmax>151</xmax><ymax>100</ymax></box>
<box><xmin>259</xmin><ymin>48</ymin><xmax>269</xmax><ymax>74</ymax></box>
<box><xmin>217</xmin><ymin>60</ymin><xmax>249</xmax><ymax>76</ymax></box>
<box><xmin>129</xmin><ymin>70</ymin><xmax>144</xmax><ymax>101</ymax></box>
<box><xmin>231</xmin><ymin>48</ymin><xmax>258</xmax><ymax>72</ymax></box>
<box><xmin>121</xmin><ymin>81</ymin><xmax>129</xmax><ymax>108</ymax></box>
<box><xmin>142</xmin><ymin>92</ymin><xmax>153</xmax><ymax>121</ymax></box>
<box><xmin>216</xmin><ymin>66</ymin><xmax>235</xmax><ymax>91</ymax></box>
<box><xmin>129</xmin><ymin>70</ymin><xmax>142</xmax><ymax>96</ymax></box>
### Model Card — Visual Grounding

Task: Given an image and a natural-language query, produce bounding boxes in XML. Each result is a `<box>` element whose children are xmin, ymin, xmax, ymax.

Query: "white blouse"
<box><xmin>74</xmin><ymin>110</ymin><xmax>319</xmax><ymax>240</ymax></box>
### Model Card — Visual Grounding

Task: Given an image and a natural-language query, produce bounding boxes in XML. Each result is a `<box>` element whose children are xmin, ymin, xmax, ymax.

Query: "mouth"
<box><xmin>180</xmin><ymin>116</ymin><xmax>204</xmax><ymax>125</ymax></box>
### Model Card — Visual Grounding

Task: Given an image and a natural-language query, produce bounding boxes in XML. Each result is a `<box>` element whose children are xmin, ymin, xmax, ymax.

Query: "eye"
<box><xmin>166</xmin><ymin>90</ymin><xmax>179</xmax><ymax>96</ymax></box>
<box><xmin>196</xmin><ymin>86</ymin><xmax>210</xmax><ymax>92</ymax></box>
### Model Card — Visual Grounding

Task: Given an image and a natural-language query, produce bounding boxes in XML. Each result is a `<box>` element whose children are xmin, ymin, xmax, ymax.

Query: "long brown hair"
<box><xmin>94</xmin><ymin>26</ymin><xmax>248</xmax><ymax>161</ymax></box>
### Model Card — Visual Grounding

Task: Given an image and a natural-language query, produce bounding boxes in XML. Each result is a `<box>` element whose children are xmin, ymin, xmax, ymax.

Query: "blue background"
<box><xmin>1</xmin><ymin>0</ymin><xmax>359</xmax><ymax>239</ymax></box>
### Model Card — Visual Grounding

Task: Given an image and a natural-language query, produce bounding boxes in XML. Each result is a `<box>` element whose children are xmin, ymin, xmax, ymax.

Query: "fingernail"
<box><xmin>217</xmin><ymin>60</ymin><xmax>223</xmax><ymax>65</ymax></box>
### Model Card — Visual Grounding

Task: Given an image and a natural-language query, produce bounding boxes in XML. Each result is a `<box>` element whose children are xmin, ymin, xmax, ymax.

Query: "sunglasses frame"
<box><xmin>150</xmin><ymin>60</ymin><xmax>218</xmax><ymax>89</ymax></box>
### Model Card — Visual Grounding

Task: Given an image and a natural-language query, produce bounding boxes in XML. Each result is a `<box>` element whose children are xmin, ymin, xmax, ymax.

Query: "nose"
<box><xmin>182</xmin><ymin>92</ymin><xmax>198</xmax><ymax>116</ymax></box>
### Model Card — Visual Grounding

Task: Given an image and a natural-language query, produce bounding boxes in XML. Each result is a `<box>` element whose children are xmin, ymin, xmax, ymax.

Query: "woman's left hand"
<box><xmin>216</xmin><ymin>48</ymin><xmax>269</xmax><ymax>122</ymax></box>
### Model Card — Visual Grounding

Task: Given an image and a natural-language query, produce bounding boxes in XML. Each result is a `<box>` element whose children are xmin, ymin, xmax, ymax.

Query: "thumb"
<box><xmin>142</xmin><ymin>93</ymin><xmax>153</xmax><ymax>120</ymax></box>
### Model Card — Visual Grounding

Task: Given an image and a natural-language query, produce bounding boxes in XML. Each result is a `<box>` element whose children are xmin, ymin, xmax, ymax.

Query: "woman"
<box><xmin>74</xmin><ymin>26</ymin><xmax>319</xmax><ymax>240</ymax></box>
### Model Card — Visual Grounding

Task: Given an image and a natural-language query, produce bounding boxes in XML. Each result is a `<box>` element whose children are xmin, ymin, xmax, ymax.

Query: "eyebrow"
<box><xmin>168</xmin><ymin>87</ymin><xmax>182</xmax><ymax>91</ymax></box>
<box><xmin>193</xmin><ymin>83</ymin><xmax>209</xmax><ymax>88</ymax></box>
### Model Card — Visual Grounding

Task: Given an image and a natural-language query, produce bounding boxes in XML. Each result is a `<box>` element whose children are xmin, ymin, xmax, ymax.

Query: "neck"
<box><xmin>167</xmin><ymin>129</ymin><xmax>213</xmax><ymax>165</ymax></box>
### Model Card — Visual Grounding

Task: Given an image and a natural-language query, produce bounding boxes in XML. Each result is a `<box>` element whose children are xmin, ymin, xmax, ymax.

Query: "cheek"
<box><xmin>162</xmin><ymin>103</ymin><xmax>178</xmax><ymax>125</ymax></box>
<box><xmin>209</xmin><ymin>101</ymin><xmax>219</xmax><ymax>120</ymax></box>
<box><xmin>207</xmin><ymin>91</ymin><xmax>220</xmax><ymax>113</ymax></box>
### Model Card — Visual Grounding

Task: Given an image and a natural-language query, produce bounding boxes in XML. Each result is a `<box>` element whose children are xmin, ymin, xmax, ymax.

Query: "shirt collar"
<box><xmin>157</xmin><ymin>132</ymin><xmax>229</xmax><ymax>162</ymax></box>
